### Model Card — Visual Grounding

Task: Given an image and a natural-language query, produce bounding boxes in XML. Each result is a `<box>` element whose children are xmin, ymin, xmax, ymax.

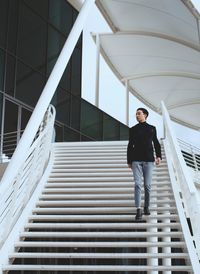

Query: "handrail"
<box><xmin>0</xmin><ymin>130</ymin><xmax>24</xmax><ymax>159</ymax></box>
<box><xmin>178</xmin><ymin>138</ymin><xmax>200</xmax><ymax>175</ymax></box>
<box><xmin>161</xmin><ymin>101</ymin><xmax>200</xmax><ymax>263</ymax></box>
<box><xmin>0</xmin><ymin>0</ymin><xmax>95</xmax><ymax>188</ymax></box>
<box><xmin>0</xmin><ymin>105</ymin><xmax>55</xmax><ymax>247</ymax></box>
<box><xmin>0</xmin><ymin>0</ymin><xmax>95</xmax><ymax>249</ymax></box>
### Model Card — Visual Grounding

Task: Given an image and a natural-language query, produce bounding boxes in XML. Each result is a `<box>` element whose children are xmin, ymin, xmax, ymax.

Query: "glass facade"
<box><xmin>0</xmin><ymin>0</ymin><xmax>128</xmax><ymax>157</ymax></box>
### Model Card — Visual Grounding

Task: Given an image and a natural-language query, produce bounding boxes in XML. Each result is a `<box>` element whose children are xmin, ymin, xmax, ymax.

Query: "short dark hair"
<box><xmin>137</xmin><ymin>107</ymin><xmax>149</xmax><ymax>117</ymax></box>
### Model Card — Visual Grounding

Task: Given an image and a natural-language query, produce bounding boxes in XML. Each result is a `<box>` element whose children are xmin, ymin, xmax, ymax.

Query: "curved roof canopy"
<box><xmin>96</xmin><ymin>0</ymin><xmax>200</xmax><ymax>130</ymax></box>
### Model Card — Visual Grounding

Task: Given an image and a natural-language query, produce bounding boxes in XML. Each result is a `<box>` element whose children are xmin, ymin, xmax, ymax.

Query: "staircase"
<box><xmin>3</xmin><ymin>141</ymin><xmax>194</xmax><ymax>273</ymax></box>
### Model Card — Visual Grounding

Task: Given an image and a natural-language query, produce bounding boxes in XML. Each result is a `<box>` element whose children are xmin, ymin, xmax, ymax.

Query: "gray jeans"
<box><xmin>132</xmin><ymin>161</ymin><xmax>154</xmax><ymax>208</ymax></box>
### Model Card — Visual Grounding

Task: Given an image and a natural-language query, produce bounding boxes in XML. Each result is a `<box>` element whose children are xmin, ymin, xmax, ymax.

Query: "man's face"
<box><xmin>136</xmin><ymin>110</ymin><xmax>146</xmax><ymax>122</ymax></box>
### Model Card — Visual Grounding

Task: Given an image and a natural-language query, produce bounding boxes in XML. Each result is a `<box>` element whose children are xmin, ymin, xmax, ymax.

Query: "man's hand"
<box><xmin>155</xmin><ymin>157</ymin><xmax>161</xmax><ymax>166</ymax></box>
<box><xmin>128</xmin><ymin>163</ymin><xmax>132</xmax><ymax>169</ymax></box>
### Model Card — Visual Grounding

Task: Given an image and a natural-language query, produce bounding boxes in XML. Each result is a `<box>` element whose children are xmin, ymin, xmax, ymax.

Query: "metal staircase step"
<box><xmin>39</xmin><ymin>193</ymin><xmax>173</xmax><ymax>200</ymax></box>
<box><xmin>28</xmin><ymin>214</ymin><xmax>180</xmax><ymax>221</ymax></box>
<box><xmin>35</xmin><ymin>200</ymin><xmax>176</xmax><ymax>207</ymax></box>
<box><xmin>8</xmin><ymin>252</ymin><xmax>189</xmax><ymax>259</ymax></box>
<box><xmin>20</xmin><ymin>231</ymin><xmax>183</xmax><ymax>238</ymax></box>
<box><xmin>25</xmin><ymin>222</ymin><xmax>181</xmax><ymax>229</ymax></box>
<box><xmin>44</xmin><ymin>182</ymin><xmax>172</xmax><ymax>190</ymax></box>
<box><xmin>32</xmin><ymin>206</ymin><xmax>177</xmax><ymax>214</ymax></box>
<box><xmin>14</xmin><ymin>241</ymin><xmax>186</xmax><ymax>248</ymax></box>
<box><xmin>2</xmin><ymin>265</ymin><xmax>192</xmax><ymax>271</ymax></box>
<box><xmin>47</xmin><ymin>177</ymin><xmax>169</xmax><ymax>182</ymax></box>
<box><xmin>42</xmin><ymin>187</ymin><xmax>171</xmax><ymax>194</ymax></box>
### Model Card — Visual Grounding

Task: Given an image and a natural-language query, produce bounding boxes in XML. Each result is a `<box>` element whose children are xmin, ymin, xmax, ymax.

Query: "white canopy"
<box><xmin>96</xmin><ymin>0</ymin><xmax>200</xmax><ymax>130</ymax></box>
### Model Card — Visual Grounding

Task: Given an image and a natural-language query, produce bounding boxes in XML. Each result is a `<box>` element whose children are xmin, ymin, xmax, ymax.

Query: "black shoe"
<box><xmin>144</xmin><ymin>207</ymin><xmax>150</xmax><ymax>215</ymax></box>
<box><xmin>135</xmin><ymin>208</ymin><xmax>142</xmax><ymax>221</ymax></box>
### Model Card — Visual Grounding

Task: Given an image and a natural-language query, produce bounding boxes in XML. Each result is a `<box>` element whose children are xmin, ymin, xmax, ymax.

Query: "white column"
<box><xmin>162</xmin><ymin>202</ymin><xmax>171</xmax><ymax>274</ymax></box>
<box><xmin>125</xmin><ymin>80</ymin><xmax>129</xmax><ymax>126</ymax></box>
<box><xmin>95</xmin><ymin>34</ymin><xmax>100</xmax><ymax>108</ymax></box>
<box><xmin>148</xmin><ymin>194</ymin><xmax>158</xmax><ymax>274</ymax></box>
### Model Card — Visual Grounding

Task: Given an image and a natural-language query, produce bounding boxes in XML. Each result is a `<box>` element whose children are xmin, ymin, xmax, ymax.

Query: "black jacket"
<box><xmin>127</xmin><ymin>122</ymin><xmax>162</xmax><ymax>164</ymax></box>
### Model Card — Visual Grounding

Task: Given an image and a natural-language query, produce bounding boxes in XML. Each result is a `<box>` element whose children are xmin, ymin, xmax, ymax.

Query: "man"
<box><xmin>127</xmin><ymin>108</ymin><xmax>161</xmax><ymax>221</ymax></box>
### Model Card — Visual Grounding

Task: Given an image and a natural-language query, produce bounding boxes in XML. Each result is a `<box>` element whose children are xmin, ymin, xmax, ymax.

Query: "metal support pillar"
<box><xmin>95</xmin><ymin>34</ymin><xmax>100</xmax><ymax>108</ymax></box>
<box><xmin>147</xmin><ymin>191</ymin><xmax>158</xmax><ymax>274</ymax></box>
<box><xmin>125</xmin><ymin>80</ymin><xmax>129</xmax><ymax>126</ymax></box>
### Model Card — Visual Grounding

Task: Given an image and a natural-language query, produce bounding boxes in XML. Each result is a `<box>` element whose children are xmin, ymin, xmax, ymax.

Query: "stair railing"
<box><xmin>178</xmin><ymin>138</ymin><xmax>200</xmax><ymax>183</ymax></box>
<box><xmin>0</xmin><ymin>0</ymin><xmax>95</xmax><ymax>248</ymax></box>
<box><xmin>0</xmin><ymin>129</ymin><xmax>25</xmax><ymax>160</ymax></box>
<box><xmin>161</xmin><ymin>101</ymin><xmax>200</xmax><ymax>267</ymax></box>
<box><xmin>0</xmin><ymin>105</ymin><xmax>55</xmax><ymax>247</ymax></box>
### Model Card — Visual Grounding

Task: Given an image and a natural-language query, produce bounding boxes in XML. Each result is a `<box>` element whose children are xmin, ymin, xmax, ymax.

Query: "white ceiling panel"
<box><xmin>96</xmin><ymin>0</ymin><xmax>200</xmax><ymax>130</ymax></box>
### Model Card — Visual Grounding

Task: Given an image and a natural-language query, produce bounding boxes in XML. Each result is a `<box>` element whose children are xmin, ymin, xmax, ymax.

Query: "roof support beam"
<box><xmin>167</xmin><ymin>99</ymin><xmax>200</xmax><ymax>110</ymax></box>
<box><xmin>105</xmin><ymin>31</ymin><xmax>200</xmax><ymax>53</ymax></box>
<box><xmin>121</xmin><ymin>71</ymin><xmax>200</xmax><ymax>82</ymax></box>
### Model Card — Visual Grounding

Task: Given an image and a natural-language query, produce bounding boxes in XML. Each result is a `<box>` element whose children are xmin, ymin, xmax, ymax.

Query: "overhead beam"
<box><xmin>100</xmin><ymin>31</ymin><xmax>200</xmax><ymax>53</ymax></box>
<box><xmin>121</xmin><ymin>71</ymin><xmax>200</xmax><ymax>82</ymax></box>
<box><xmin>167</xmin><ymin>99</ymin><xmax>200</xmax><ymax>110</ymax></box>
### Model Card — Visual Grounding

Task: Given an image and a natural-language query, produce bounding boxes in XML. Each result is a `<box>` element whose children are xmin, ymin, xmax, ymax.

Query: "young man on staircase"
<box><xmin>127</xmin><ymin>108</ymin><xmax>162</xmax><ymax>221</ymax></box>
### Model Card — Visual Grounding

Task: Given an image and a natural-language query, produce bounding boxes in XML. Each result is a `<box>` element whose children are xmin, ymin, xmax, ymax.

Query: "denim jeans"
<box><xmin>132</xmin><ymin>161</ymin><xmax>154</xmax><ymax>208</ymax></box>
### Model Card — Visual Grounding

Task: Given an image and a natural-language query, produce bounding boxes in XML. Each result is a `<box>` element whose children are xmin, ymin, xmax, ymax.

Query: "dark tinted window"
<box><xmin>4</xmin><ymin>99</ymin><xmax>18</xmax><ymax>133</ymax></box>
<box><xmin>71</xmin><ymin>46</ymin><xmax>81</xmax><ymax>96</ymax></box>
<box><xmin>103</xmin><ymin>114</ymin><xmax>120</xmax><ymax>140</ymax></box>
<box><xmin>0</xmin><ymin>92</ymin><xmax>3</xmax><ymax>130</ymax></box>
<box><xmin>81</xmin><ymin>100</ymin><xmax>103</xmax><ymax>140</ymax></box>
<box><xmin>5</xmin><ymin>54</ymin><xmax>15</xmax><ymax>96</ymax></box>
<box><xmin>0</xmin><ymin>0</ymin><xmax>8</xmax><ymax>48</ymax></box>
<box><xmin>18</xmin><ymin>3</ymin><xmax>47</xmax><ymax>73</ymax></box>
<box><xmin>21</xmin><ymin>107</ymin><xmax>32</xmax><ymax>131</ymax></box>
<box><xmin>55</xmin><ymin>123</ymin><xmax>63</xmax><ymax>142</ymax></box>
<box><xmin>23</xmin><ymin>0</ymin><xmax>48</xmax><ymax>19</ymax></box>
<box><xmin>47</xmin><ymin>26</ymin><xmax>65</xmax><ymax>75</ymax></box>
<box><xmin>120</xmin><ymin>123</ymin><xmax>129</xmax><ymax>140</ymax></box>
<box><xmin>51</xmin><ymin>87</ymin><xmax>70</xmax><ymax>126</ymax></box>
<box><xmin>64</xmin><ymin>126</ymin><xmax>80</xmax><ymax>141</ymax></box>
<box><xmin>16</xmin><ymin>61</ymin><xmax>45</xmax><ymax>106</ymax></box>
<box><xmin>49</xmin><ymin>0</ymin><xmax>73</xmax><ymax>35</ymax></box>
<box><xmin>7</xmin><ymin>0</ymin><xmax>19</xmax><ymax>54</ymax></box>
<box><xmin>0</xmin><ymin>50</ymin><xmax>5</xmax><ymax>91</ymax></box>
<box><xmin>71</xmin><ymin>95</ymin><xmax>80</xmax><ymax>130</ymax></box>
<box><xmin>47</xmin><ymin>26</ymin><xmax>71</xmax><ymax>92</ymax></box>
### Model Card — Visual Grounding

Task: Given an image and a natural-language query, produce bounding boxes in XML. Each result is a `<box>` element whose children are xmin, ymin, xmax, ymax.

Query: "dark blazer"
<box><xmin>127</xmin><ymin>122</ymin><xmax>161</xmax><ymax>164</ymax></box>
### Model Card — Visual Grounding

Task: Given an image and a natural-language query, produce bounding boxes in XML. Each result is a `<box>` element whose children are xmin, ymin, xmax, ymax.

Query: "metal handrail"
<box><xmin>178</xmin><ymin>138</ymin><xmax>200</xmax><ymax>172</ymax></box>
<box><xmin>0</xmin><ymin>0</ymin><xmax>95</xmax><ymax>258</ymax></box>
<box><xmin>0</xmin><ymin>130</ymin><xmax>24</xmax><ymax>158</ymax></box>
<box><xmin>161</xmin><ymin>101</ymin><xmax>200</xmax><ymax>271</ymax></box>
<box><xmin>0</xmin><ymin>105</ymin><xmax>55</xmax><ymax>247</ymax></box>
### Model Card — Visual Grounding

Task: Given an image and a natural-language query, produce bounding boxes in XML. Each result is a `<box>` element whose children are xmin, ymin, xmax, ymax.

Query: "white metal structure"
<box><xmin>161</xmin><ymin>101</ymin><xmax>200</xmax><ymax>261</ymax></box>
<box><xmin>0</xmin><ymin>0</ymin><xmax>200</xmax><ymax>273</ymax></box>
<box><xmin>95</xmin><ymin>0</ymin><xmax>200</xmax><ymax>130</ymax></box>
<box><xmin>178</xmin><ymin>138</ymin><xmax>200</xmax><ymax>183</ymax></box>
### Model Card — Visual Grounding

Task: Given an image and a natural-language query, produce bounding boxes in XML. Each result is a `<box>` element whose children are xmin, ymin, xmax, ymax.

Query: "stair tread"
<box><xmin>15</xmin><ymin>241</ymin><xmax>186</xmax><ymax>247</ymax></box>
<box><xmin>2</xmin><ymin>265</ymin><xmax>192</xmax><ymax>271</ymax></box>
<box><xmin>25</xmin><ymin>222</ymin><xmax>180</xmax><ymax>229</ymax></box>
<box><xmin>20</xmin><ymin>231</ymin><xmax>182</xmax><ymax>238</ymax></box>
<box><xmin>9</xmin><ymin>252</ymin><xmax>189</xmax><ymax>258</ymax></box>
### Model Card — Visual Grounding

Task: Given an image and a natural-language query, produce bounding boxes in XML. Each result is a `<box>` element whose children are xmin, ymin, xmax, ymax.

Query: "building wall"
<box><xmin>0</xmin><ymin>0</ymin><xmax>128</xmax><ymax>157</ymax></box>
